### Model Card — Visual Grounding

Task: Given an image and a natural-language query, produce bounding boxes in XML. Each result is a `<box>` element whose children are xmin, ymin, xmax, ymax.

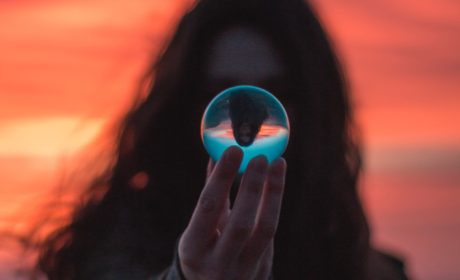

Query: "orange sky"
<box><xmin>0</xmin><ymin>0</ymin><xmax>459</xmax><ymax>279</ymax></box>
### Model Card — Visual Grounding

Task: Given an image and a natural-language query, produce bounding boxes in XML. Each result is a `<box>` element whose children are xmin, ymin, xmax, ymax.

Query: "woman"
<box><xmin>37</xmin><ymin>0</ymin><xmax>408</xmax><ymax>279</ymax></box>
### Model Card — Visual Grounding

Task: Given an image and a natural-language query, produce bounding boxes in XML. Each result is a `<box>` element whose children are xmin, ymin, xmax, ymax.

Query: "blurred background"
<box><xmin>0</xmin><ymin>0</ymin><xmax>458</xmax><ymax>279</ymax></box>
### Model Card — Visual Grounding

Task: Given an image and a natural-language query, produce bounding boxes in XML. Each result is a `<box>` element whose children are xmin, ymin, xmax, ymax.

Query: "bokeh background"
<box><xmin>0</xmin><ymin>0</ymin><xmax>459</xmax><ymax>279</ymax></box>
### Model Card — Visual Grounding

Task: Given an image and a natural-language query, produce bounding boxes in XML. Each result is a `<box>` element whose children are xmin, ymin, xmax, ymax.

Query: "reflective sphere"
<box><xmin>201</xmin><ymin>85</ymin><xmax>290</xmax><ymax>173</ymax></box>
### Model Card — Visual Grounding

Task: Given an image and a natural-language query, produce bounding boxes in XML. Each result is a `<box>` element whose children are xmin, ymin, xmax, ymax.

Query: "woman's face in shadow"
<box><xmin>204</xmin><ymin>26</ymin><xmax>287</xmax><ymax>98</ymax></box>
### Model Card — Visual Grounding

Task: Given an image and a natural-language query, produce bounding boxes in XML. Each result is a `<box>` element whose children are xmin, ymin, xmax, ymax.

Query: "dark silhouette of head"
<box><xmin>37</xmin><ymin>0</ymin><xmax>370</xmax><ymax>279</ymax></box>
<box><xmin>229</xmin><ymin>91</ymin><xmax>269</xmax><ymax>146</ymax></box>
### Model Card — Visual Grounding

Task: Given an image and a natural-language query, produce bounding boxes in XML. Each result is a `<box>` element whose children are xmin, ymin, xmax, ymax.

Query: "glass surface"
<box><xmin>201</xmin><ymin>85</ymin><xmax>290</xmax><ymax>173</ymax></box>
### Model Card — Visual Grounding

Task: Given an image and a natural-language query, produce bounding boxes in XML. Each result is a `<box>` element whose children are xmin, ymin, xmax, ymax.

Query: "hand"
<box><xmin>178</xmin><ymin>146</ymin><xmax>287</xmax><ymax>280</ymax></box>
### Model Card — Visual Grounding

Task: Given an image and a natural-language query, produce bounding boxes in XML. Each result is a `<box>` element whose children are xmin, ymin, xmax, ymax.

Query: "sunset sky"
<box><xmin>0</xmin><ymin>0</ymin><xmax>459</xmax><ymax>279</ymax></box>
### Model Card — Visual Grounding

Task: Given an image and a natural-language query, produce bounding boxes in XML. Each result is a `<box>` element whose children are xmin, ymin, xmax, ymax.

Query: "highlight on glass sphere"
<box><xmin>200</xmin><ymin>85</ymin><xmax>290</xmax><ymax>173</ymax></box>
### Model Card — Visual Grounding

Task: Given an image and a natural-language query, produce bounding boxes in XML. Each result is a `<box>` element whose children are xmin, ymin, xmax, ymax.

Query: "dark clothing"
<box><xmin>155</xmin><ymin>246</ymin><xmax>409</xmax><ymax>280</ymax></box>
<box><xmin>80</xmin><ymin>243</ymin><xmax>409</xmax><ymax>279</ymax></box>
<box><xmin>79</xmin><ymin>209</ymin><xmax>408</xmax><ymax>279</ymax></box>
<box><xmin>154</xmin><ymin>239</ymin><xmax>186</xmax><ymax>280</ymax></box>
<box><xmin>368</xmin><ymin>249</ymin><xmax>410</xmax><ymax>280</ymax></box>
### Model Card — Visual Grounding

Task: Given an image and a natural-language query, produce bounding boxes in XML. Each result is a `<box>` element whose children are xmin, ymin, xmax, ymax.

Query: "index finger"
<box><xmin>184</xmin><ymin>146</ymin><xmax>243</xmax><ymax>249</ymax></box>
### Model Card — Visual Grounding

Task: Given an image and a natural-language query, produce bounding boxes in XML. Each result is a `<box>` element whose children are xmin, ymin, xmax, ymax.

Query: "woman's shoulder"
<box><xmin>368</xmin><ymin>247</ymin><xmax>410</xmax><ymax>280</ymax></box>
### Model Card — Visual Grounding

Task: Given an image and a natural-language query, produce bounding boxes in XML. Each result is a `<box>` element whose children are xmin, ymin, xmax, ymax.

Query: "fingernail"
<box><xmin>271</xmin><ymin>157</ymin><xmax>287</xmax><ymax>176</ymax></box>
<box><xmin>224</xmin><ymin>146</ymin><xmax>242</xmax><ymax>166</ymax></box>
<box><xmin>252</xmin><ymin>155</ymin><xmax>268</xmax><ymax>173</ymax></box>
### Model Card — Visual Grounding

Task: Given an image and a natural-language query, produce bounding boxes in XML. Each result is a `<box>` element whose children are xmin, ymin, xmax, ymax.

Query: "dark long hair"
<box><xmin>37</xmin><ymin>0</ymin><xmax>370</xmax><ymax>278</ymax></box>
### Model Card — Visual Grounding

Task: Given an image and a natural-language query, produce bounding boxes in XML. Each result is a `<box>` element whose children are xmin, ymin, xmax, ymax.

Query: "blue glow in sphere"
<box><xmin>201</xmin><ymin>85</ymin><xmax>290</xmax><ymax>173</ymax></box>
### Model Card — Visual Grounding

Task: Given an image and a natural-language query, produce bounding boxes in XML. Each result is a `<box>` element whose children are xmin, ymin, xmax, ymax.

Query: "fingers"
<box><xmin>180</xmin><ymin>151</ymin><xmax>284</xmax><ymax>280</ymax></box>
<box><xmin>183</xmin><ymin>146</ymin><xmax>242</xmax><ymax>253</ymax></box>
<box><xmin>240</xmin><ymin>158</ymin><xmax>286</xmax><ymax>265</ymax></box>
<box><xmin>216</xmin><ymin>195</ymin><xmax>230</xmax><ymax>234</ymax></box>
<box><xmin>206</xmin><ymin>158</ymin><xmax>216</xmax><ymax>183</ymax></box>
<box><xmin>215</xmin><ymin>155</ymin><xmax>269</xmax><ymax>260</ymax></box>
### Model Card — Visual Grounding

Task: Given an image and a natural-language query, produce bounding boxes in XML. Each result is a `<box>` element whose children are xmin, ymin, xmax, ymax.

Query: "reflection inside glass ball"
<box><xmin>201</xmin><ymin>85</ymin><xmax>290</xmax><ymax>173</ymax></box>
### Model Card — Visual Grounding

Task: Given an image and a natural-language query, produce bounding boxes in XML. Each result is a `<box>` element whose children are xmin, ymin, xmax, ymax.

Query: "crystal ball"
<box><xmin>201</xmin><ymin>85</ymin><xmax>290</xmax><ymax>173</ymax></box>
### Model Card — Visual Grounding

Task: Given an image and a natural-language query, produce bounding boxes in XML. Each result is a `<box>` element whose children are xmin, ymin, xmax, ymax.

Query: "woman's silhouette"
<box><xmin>229</xmin><ymin>91</ymin><xmax>269</xmax><ymax>146</ymax></box>
<box><xmin>36</xmin><ymin>0</ymin><xmax>409</xmax><ymax>279</ymax></box>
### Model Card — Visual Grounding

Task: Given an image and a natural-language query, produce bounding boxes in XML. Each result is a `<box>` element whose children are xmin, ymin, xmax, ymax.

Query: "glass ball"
<box><xmin>201</xmin><ymin>85</ymin><xmax>290</xmax><ymax>173</ymax></box>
